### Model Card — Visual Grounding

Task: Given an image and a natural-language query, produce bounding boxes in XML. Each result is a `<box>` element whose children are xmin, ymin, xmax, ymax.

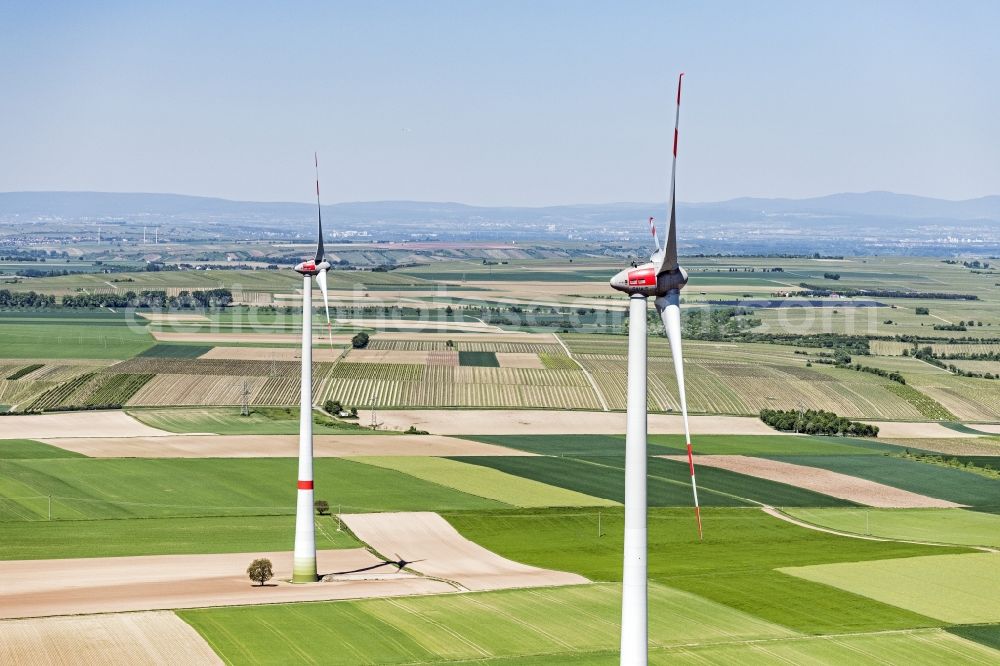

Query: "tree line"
<box><xmin>760</xmin><ymin>408</ymin><xmax>879</xmax><ymax>437</ymax></box>
<box><xmin>799</xmin><ymin>284</ymin><xmax>979</xmax><ymax>300</ymax></box>
<box><xmin>0</xmin><ymin>289</ymin><xmax>57</xmax><ymax>307</ymax></box>
<box><xmin>61</xmin><ymin>288</ymin><xmax>233</xmax><ymax>309</ymax></box>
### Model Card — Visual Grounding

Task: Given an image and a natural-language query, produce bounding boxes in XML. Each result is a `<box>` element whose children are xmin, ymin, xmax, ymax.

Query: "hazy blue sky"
<box><xmin>1</xmin><ymin>1</ymin><xmax>997</xmax><ymax>205</ymax></box>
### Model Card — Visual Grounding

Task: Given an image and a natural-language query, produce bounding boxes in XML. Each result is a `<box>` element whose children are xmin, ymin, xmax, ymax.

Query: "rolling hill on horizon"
<box><xmin>1</xmin><ymin>190</ymin><xmax>999</xmax><ymax>226</ymax></box>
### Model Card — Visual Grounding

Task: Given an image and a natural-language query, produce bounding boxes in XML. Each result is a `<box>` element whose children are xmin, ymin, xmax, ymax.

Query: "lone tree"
<box><xmin>351</xmin><ymin>331</ymin><xmax>370</xmax><ymax>349</ymax></box>
<box><xmin>314</xmin><ymin>499</ymin><xmax>330</xmax><ymax>515</ymax></box>
<box><xmin>247</xmin><ymin>558</ymin><xmax>274</xmax><ymax>586</ymax></box>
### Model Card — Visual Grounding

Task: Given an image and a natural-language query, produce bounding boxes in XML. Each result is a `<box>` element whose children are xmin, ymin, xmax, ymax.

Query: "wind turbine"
<box><xmin>291</xmin><ymin>153</ymin><xmax>333</xmax><ymax>583</ymax></box>
<box><xmin>610</xmin><ymin>73</ymin><xmax>702</xmax><ymax>665</ymax></box>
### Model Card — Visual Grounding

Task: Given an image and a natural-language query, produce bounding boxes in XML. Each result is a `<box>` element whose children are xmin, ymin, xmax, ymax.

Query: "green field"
<box><xmin>0</xmin><ymin>457</ymin><xmax>507</xmax><ymax>522</ymax></box>
<box><xmin>454</xmin><ymin>456</ymin><xmax>745</xmax><ymax>507</ymax></box>
<box><xmin>455</xmin><ymin>454</ymin><xmax>855</xmax><ymax>508</ymax></box>
<box><xmin>0</xmin><ymin>439</ymin><xmax>85</xmax><ymax>459</ymax></box>
<box><xmin>137</xmin><ymin>343</ymin><xmax>213</xmax><ymax>358</ymax></box>
<box><xmin>949</xmin><ymin>625</ymin><xmax>1000</xmax><ymax>652</ymax></box>
<box><xmin>0</xmin><ymin>321</ymin><xmax>154</xmax><ymax>359</ymax></box>
<box><xmin>354</xmin><ymin>456</ymin><xmax>617</xmax><ymax>508</ymax></box>
<box><xmin>446</xmin><ymin>509</ymin><xmax>961</xmax><ymax>633</ymax></box>
<box><xmin>766</xmin><ymin>455</ymin><xmax>1000</xmax><ymax>509</ymax></box>
<box><xmin>782</xmin><ymin>552</ymin><xmax>1000</xmax><ymax>624</ymax></box>
<box><xmin>447</xmin><ymin>507</ymin><xmax>952</xmax><ymax>634</ymax></box>
<box><xmin>458</xmin><ymin>350</ymin><xmax>500</xmax><ymax>367</ymax></box>
<box><xmin>652</xmin><ymin>630</ymin><xmax>1000</xmax><ymax>664</ymax></box>
<box><xmin>785</xmin><ymin>507</ymin><xmax>1000</xmax><ymax>548</ymax></box>
<box><xmin>0</xmin><ymin>514</ymin><xmax>356</xmax><ymax>560</ymax></box>
<box><xmin>127</xmin><ymin>406</ymin><xmax>375</xmax><ymax>434</ymax></box>
<box><xmin>179</xmin><ymin>582</ymin><xmax>796</xmax><ymax>665</ymax></box>
<box><xmin>468</xmin><ymin>433</ymin><xmax>884</xmax><ymax>457</ymax></box>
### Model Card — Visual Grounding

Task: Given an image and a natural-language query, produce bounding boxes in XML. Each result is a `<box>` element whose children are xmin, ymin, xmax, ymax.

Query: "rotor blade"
<box><xmin>314</xmin><ymin>152</ymin><xmax>325</xmax><ymax>263</ymax></box>
<box><xmin>657</xmin><ymin>73</ymin><xmax>683</xmax><ymax>275</ymax></box>
<box><xmin>648</xmin><ymin>217</ymin><xmax>661</xmax><ymax>253</ymax></box>
<box><xmin>655</xmin><ymin>290</ymin><xmax>702</xmax><ymax>540</ymax></box>
<box><xmin>316</xmin><ymin>268</ymin><xmax>332</xmax><ymax>347</ymax></box>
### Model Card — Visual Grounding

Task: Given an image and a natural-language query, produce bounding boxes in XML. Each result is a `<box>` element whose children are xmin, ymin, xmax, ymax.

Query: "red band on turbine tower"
<box><xmin>297</xmin><ymin>480</ymin><xmax>314</xmax><ymax>490</ymax></box>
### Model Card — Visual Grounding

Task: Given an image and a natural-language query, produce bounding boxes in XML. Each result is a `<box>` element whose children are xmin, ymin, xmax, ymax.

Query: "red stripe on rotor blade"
<box><xmin>298</xmin><ymin>480</ymin><xmax>313</xmax><ymax>490</ymax></box>
<box><xmin>686</xmin><ymin>443</ymin><xmax>695</xmax><ymax>475</ymax></box>
<box><xmin>677</xmin><ymin>73</ymin><xmax>684</xmax><ymax>104</ymax></box>
<box><xmin>673</xmin><ymin>129</ymin><xmax>679</xmax><ymax>157</ymax></box>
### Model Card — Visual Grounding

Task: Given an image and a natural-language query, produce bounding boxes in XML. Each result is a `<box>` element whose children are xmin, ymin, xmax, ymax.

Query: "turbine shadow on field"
<box><xmin>327</xmin><ymin>554</ymin><xmax>426</xmax><ymax>576</ymax></box>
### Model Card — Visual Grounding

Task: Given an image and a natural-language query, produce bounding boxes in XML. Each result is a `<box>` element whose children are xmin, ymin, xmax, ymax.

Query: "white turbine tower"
<box><xmin>291</xmin><ymin>153</ymin><xmax>333</xmax><ymax>583</ymax></box>
<box><xmin>610</xmin><ymin>73</ymin><xmax>702</xmax><ymax>665</ymax></box>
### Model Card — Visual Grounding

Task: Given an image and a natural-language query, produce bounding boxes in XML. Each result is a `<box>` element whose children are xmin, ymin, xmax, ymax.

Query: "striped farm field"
<box><xmin>453</xmin><ymin>455</ymin><xmax>846</xmax><ymax>508</ymax></box>
<box><xmin>655</xmin><ymin>630</ymin><xmax>1000</xmax><ymax>664</ymax></box>
<box><xmin>367</xmin><ymin>338</ymin><xmax>453</xmax><ymax>351</ymax></box>
<box><xmin>109</xmin><ymin>357</ymin><xmax>311</xmax><ymax>377</ymax></box>
<box><xmin>928</xmin><ymin>342</ymin><xmax>1000</xmax><ymax>356</ymax></box>
<box><xmin>948</xmin><ymin>359</ymin><xmax>1000</xmax><ymax>374</ymax></box>
<box><xmin>125</xmin><ymin>374</ymin><xmax>259</xmax><ymax>407</ymax></box>
<box><xmin>329</xmin><ymin>362</ymin><xmax>424</xmax><ymax>381</ymax></box>
<box><xmin>25</xmin><ymin>373</ymin><xmax>98</xmax><ymax>411</ymax></box>
<box><xmin>123</xmin><ymin>373</ymin><xmax>333</xmax><ymax>407</ymax></box>
<box><xmin>880</xmin><ymin>437</ymin><xmax>1000</xmax><ymax>455</ymax></box>
<box><xmin>178</xmin><ymin>583</ymin><xmax>796</xmax><ymax>665</ymax></box>
<box><xmin>127</xmin><ymin>406</ymin><xmax>371</xmax><ymax>434</ymax></box>
<box><xmin>26</xmin><ymin>372</ymin><xmax>156</xmax><ymax>410</ymax></box>
<box><xmin>785</xmin><ymin>507</ymin><xmax>1000</xmax><ymax>548</ymax></box>
<box><xmin>578</xmin><ymin>353</ymin><xmax>927</xmax><ymax>418</ymax></box>
<box><xmin>0</xmin><ymin>457</ymin><xmax>506</xmax><ymax>523</ymax></box>
<box><xmin>354</xmin><ymin>457</ymin><xmax>617</xmax><ymax>508</ymax></box>
<box><xmin>870</xmin><ymin>340</ymin><xmax>912</xmax><ymax>355</ymax></box>
<box><xmin>905</xmin><ymin>373</ymin><xmax>1000</xmax><ymax>421</ymax></box>
<box><xmin>368</xmin><ymin>337</ymin><xmax>568</xmax><ymax>355</ymax></box>
<box><xmin>320</xmin><ymin>365</ymin><xmax>601</xmax><ymax>409</ymax></box>
<box><xmin>539</xmin><ymin>353</ymin><xmax>581</xmax><ymax>370</ymax></box>
<box><xmin>0</xmin><ymin>379</ymin><xmax>57</xmax><ymax>410</ymax></box>
<box><xmin>765</xmin><ymin>455</ymin><xmax>1000</xmax><ymax>509</ymax></box>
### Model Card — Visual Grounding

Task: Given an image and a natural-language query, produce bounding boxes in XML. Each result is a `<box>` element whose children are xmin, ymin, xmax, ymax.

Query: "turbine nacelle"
<box><xmin>609</xmin><ymin>263</ymin><xmax>688</xmax><ymax>297</ymax></box>
<box><xmin>294</xmin><ymin>259</ymin><xmax>331</xmax><ymax>276</ymax></box>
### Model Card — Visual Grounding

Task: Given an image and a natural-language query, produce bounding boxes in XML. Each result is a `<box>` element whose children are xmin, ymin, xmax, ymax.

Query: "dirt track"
<box><xmin>661</xmin><ymin>455</ymin><xmax>963</xmax><ymax>508</ymax></box>
<box><xmin>341</xmin><ymin>511</ymin><xmax>588</xmax><ymax>591</ymax></box>
<box><xmin>0</xmin><ymin>612</ymin><xmax>221</xmax><ymax>665</ymax></box>
<box><xmin>0</xmin><ymin>549</ymin><xmax>451</xmax><ymax>619</ymax></box>
<box><xmin>373</xmin><ymin>409</ymin><xmax>781</xmax><ymax>435</ymax></box>
<box><xmin>0</xmin><ymin>412</ymin><xmax>169</xmax><ymax>439</ymax></box>
<box><xmin>40</xmin><ymin>434</ymin><xmax>534</xmax><ymax>458</ymax></box>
